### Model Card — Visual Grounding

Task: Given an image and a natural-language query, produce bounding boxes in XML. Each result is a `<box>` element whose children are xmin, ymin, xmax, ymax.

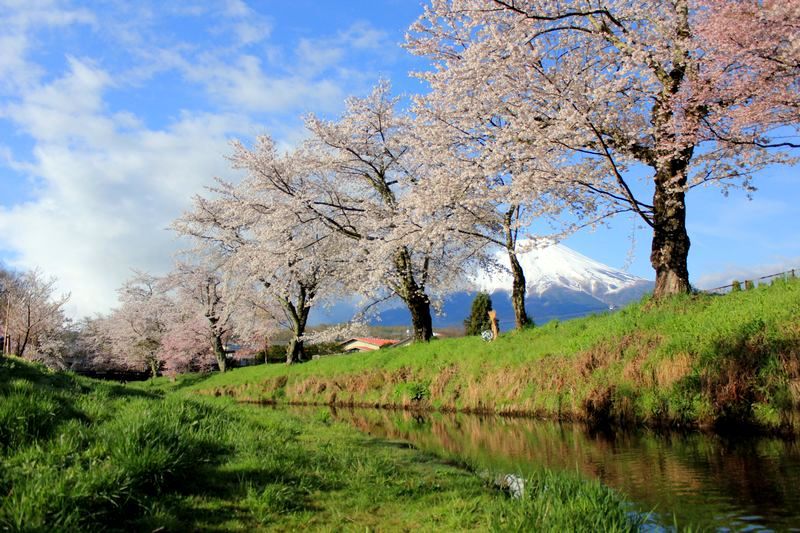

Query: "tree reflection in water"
<box><xmin>307</xmin><ymin>407</ymin><xmax>800</xmax><ymax>530</ymax></box>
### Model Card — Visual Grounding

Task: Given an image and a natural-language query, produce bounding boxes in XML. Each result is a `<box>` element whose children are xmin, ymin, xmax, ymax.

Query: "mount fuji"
<box><xmin>474</xmin><ymin>242</ymin><xmax>654</xmax><ymax>310</ymax></box>
<box><xmin>310</xmin><ymin>243</ymin><xmax>654</xmax><ymax>330</ymax></box>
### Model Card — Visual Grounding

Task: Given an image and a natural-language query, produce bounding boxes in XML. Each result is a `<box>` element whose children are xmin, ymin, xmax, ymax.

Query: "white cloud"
<box><xmin>217</xmin><ymin>0</ymin><xmax>272</xmax><ymax>46</ymax></box>
<box><xmin>223</xmin><ymin>0</ymin><xmax>250</xmax><ymax>18</ymax></box>
<box><xmin>0</xmin><ymin>60</ymin><xmax>248</xmax><ymax>317</ymax></box>
<box><xmin>0</xmin><ymin>33</ymin><xmax>40</xmax><ymax>91</ymax></box>
<box><xmin>185</xmin><ymin>53</ymin><xmax>346</xmax><ymax>114</ymax></box>
<box><xmin>5</xmin><ymin>57</ymin><xmax>112</xmax><ymax>141</ymax></box>
<box><xmin>0</xmin><ymin>4</ymin><xmax>400</xmax><ymax>319</ymax></box>
<box><xmin>296</xmin><ymin>39</ymin><xmax>346</xmax><ymax>75</ymax></box>
<box><xmin>231</xmin><ymin>20</ymin><xmax>270</xmax><ymax>46</ymax></box>
<box><xmin>338</xmin><ymin>21</ymin><xmax>389</xmax><ymax>50</ymax></box>
<box><xmin>181</xmin><ymin>21</ymin><xmax>390</xmax><ymax>116</ymax></box>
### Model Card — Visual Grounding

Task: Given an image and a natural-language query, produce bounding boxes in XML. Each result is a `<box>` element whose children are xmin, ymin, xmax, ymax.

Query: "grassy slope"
<box><xmin>188</xmin><ymin>277</ymin><xmax>800</xmax><ymax>432</ymax></box>
<box><xmin>0</xmin><ymin>357</ymin><xmax>637</xmax><ymax>531</ymax></box>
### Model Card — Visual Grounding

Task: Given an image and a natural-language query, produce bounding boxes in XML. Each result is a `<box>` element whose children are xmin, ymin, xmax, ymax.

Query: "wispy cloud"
<box><xmin>184</xmin><ymin>54</ymin><xmax>346</xmax><ymax>114</ymax></box>
<box><xmin>0</xmin><ymin>0</ymin><xmax>95</xmax><ymax>92</ymax></box>
<box><xmin>337</xmin><ymin>20</ymin><xmax>390</xmax><ymax>50</ymax></box>
<box><xmin>184</xmin><ymin>20</ymin><xmax>389</xmax><ymax>114</ymax></box>
<box><xmin>0</xmin><ymin>59</ymin><xmax>247</xmax><ymax>316</ymax></box>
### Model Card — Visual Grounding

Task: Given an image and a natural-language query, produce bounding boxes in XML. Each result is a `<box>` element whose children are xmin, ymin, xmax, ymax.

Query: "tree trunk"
<box><xmin>213</xmin><ymin>334</ymin><xmax>227</xmax><ymax>372</ymax></box>
<box><xmin>650</xmin><ymin>170</ymin><xmax>691</xmax><ymax>298</ymax></box>
<box><xmin>149</xmin><ymin>358</ymin><xmax>159</xmax><ymax>379</ymax></box>
<box><xmin>394</xmin><ymin>247</ymin><xmax>433</xmax><ymax>342</ymax></box>
<box><xmin>508</xmin><ymin>250</ymin><xmax>531</xmax><ymax>328</ymax></box>
<box><xmin>16</xmin><ymin>302</ymin><xmax>31</xmax><ymax>357</ymax></box>
<box><xmin>17</xmin><ymin>331</ymin><xmax>29</xmax><ymax>357</ymax></box>
<box><xmin>2</xmin><ymin>298</ymin><xmax>9</xmax><ymax>356</ymax></box>
<box><xmin>285</xmin><ymin>337</ymin><xmax>305</xmax><ymax>365</ymax></box>
<box><xmin>406</xmin><ymin>290</ymin><xmax>433</xmax><ymax>342</ymax></box>
<box><xmin>647</xmin><ymin>1</ymin><xmax>692</xmax><ymax>299</ymax></box>
<box><xmin>285</xmin><ymin>292</ymin><xmax>311</xmax><ymax>365</ymax></box>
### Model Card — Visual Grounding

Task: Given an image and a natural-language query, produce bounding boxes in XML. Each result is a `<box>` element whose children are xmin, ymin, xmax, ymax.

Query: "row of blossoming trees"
<box><xmin>0</xmin><ymin>267</ymin><xmax>70</xmax><ymax>363</ymax></box>
<box><xmin>81</xmin><ymin>1</ymin><xmax>800</xmax><ymax>375</ymax></box>
<box><xmin>0</xmin><ymin>261</ymin><xmax>234</xmax><ymax>376</ymax></box>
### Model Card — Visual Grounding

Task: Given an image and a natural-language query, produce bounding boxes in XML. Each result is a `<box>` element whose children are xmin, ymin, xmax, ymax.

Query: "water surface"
<box><xmin>310</xmin><ymin>408</ymin><xmax>800</xmax><ymax>531</ymax></box>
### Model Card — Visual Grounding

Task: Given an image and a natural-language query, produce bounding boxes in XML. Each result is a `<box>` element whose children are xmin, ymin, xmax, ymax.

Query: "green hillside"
<box><xmin>187</xmin><ymin>277</ymin><xmax>800</xmax><ymax>432</ymax></box>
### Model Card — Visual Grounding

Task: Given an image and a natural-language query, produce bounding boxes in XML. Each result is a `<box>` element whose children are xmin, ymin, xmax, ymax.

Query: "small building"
<box><xmin>226</xmin><ymin>343</ymin><xmax>265</xmax><ymax>367</ymax></box>
<box><xmin>339</xmin><ymin>337</ymin><xmax>399</xmax><ymax>353</ymax></box>
<box><xmin>223</xmin><ymin>343</ymin><xmax>241</xmax><ymax>355</ymax></box>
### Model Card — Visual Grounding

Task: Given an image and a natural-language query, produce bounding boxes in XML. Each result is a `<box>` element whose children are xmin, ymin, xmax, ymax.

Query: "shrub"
<box><xmin>464</xmin><ymin>292</ymin><xmax>493</xmax><ymax>336</ymax></box>
<box><xmin>395</xmin><ymin>382</ymin><xmax>430</xmax><ymax>402</ymax></box>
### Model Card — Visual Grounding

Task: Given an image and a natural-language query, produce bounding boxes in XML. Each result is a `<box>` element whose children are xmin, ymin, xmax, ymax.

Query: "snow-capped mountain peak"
<box><xmin>310</xmin><ymin>242</ymin><xmax>653</xmax><ymax>329</ymax></box>
<box><xmin>474</xmin><ymin>242</ymin><xmax>651</xmax><ymax>305</ymax></box>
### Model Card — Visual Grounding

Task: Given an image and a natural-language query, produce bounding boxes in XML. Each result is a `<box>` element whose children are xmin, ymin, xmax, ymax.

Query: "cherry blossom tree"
<box><xmin>60</xmin><ymin>316</ymin><xmax>128</xmax><ymax>373</ymax></box>
<box><xmin>293</xmin><ymin>82</ymin><xmax>480</xmax><ymax>341</ymax></box>
<box><xmin>228</xmin><ymin>292</ymin><xmax>282</xmax><ymax>363</ymax></box>
<box><xmin>694</xmin><ymin>0</ymin><xmax>800</xmax><ymax>137</ymax></box>
<box><xmin>407</xmin><ymin>91</ymin><xmax>590</xmax><ymax>328</ymax></box>
<box><xmin>0</xmin><ymin>267</ymin><xmax>16</xmax><ymax>356</ymax></box>
<box><xmin>407</xmin><ymin>0</ymin><xmax>800</xmax><ymax>298</ymax></box>
<box><xmin>104</xmin><ymin>271</ymin><xmax>174</xmax><ymax>377</ymax></box>
<box><xmin>166</xmin><ymin>259</ymin><xmax>236</xmax><ymax>372</ymax></box>
<box><xmin>179</xmin><ymin>83</ymin><xmax>493</xmax><ymax>345</ymax></box>
<box><xmin>174</xmin><ymin>145</ymin><xmax>350</xmax><ymax>364</ymax></box>
<box><xmin>158</xmin><ymin>315</ymin><xmax>217</xmax><ymax>376</ymax></box>
<box><xmin>0</xmin><ymin>268</ymin><xmax>70</xmax><ymax>358</ymax></box>
<box><xmin>298</xmin><ymin>84</ymin><xmax>437</xmax><ymax>340</ymax></box>
<box><xmin>247</xmin><ymin>268</ymin><xmax>319</xmax><ymax>365</ymax></box>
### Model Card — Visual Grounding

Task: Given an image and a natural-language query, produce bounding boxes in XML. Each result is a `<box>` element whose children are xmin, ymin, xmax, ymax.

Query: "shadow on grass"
<box><xmin>138</xmin><ymin>464</ymin><xmax>326</xmax><ymax>530</ymax></box>
<box><xmin>130</xmin><ymin>372</ymin><xmax>220</xmax><ymax>396</ymax></box>
<box><xmin>361</xmin><ymin>439</ymin><xmax>418</xmax><ymax>450</ymax></box>
<box><xmin>170</xmin><ymin>372</ymin><xmax>218</xmax><ymax>390</ymax></box>
<box><xmin>0</xmin><ymin>357</ymin><xmax>159</xmax><ymax>451</ymax></box>
<box><xmin>0</xmin><ymin>357</ymin><xmax>158</xmax><ymax>399</ymax></box>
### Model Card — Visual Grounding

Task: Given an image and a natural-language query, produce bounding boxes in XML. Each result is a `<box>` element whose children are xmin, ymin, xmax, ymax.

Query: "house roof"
<box><xmin>340</xmin><ymin>337</ymin><xmax>399</xmax><ymax>348</ymax></box>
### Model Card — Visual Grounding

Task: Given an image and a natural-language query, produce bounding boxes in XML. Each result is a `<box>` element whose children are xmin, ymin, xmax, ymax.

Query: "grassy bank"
<box><xmin>189</xmin><ymin>277</ymin><xmax>800</xmax><ymax>432</ymax></box>
<box><xmin>0</xmin><ymin>357</ymin><xmax>638</xmax><ymax>531</ymax></box>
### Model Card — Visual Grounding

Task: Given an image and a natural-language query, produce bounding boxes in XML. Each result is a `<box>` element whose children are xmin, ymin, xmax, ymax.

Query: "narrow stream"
<box><xmin>294</xmin><ymin>407</ymin><xmax>800</xmax><ymax>531</ymax></box>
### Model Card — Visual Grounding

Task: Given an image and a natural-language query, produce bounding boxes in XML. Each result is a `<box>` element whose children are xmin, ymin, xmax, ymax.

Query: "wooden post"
<box><xmin>488</xmin><ymin>310</ymin><xmax>499</xmax><ymax>341</ymax></box>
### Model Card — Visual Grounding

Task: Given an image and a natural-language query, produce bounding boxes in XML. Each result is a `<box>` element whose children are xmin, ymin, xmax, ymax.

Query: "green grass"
<box><xmin>6</xmin><ymin>280</ymin><xmax>795</xmax><ymax>529</ymax></box>
<box><xmin>0</xmin><ymin>357</ymin><xmax>639</xmax><ymax>531</ymax></box>
<box><xmin>178</xmin><ymin>277</ymin><xmax>800</xmax><ymax>432</ymax></box>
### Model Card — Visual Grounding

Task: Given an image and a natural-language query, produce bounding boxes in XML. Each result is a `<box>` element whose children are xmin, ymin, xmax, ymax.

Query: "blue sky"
<box><xmin>0</xmin><ymin>1</ymin><xmax>798</xmax><ymax>317</ymax></box>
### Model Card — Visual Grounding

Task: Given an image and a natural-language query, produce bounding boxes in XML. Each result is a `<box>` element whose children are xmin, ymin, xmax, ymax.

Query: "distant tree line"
<box><xmin>0</xmin><ymin>266</ymin><xmax>70</xmax><ymax>364</ymax></box>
